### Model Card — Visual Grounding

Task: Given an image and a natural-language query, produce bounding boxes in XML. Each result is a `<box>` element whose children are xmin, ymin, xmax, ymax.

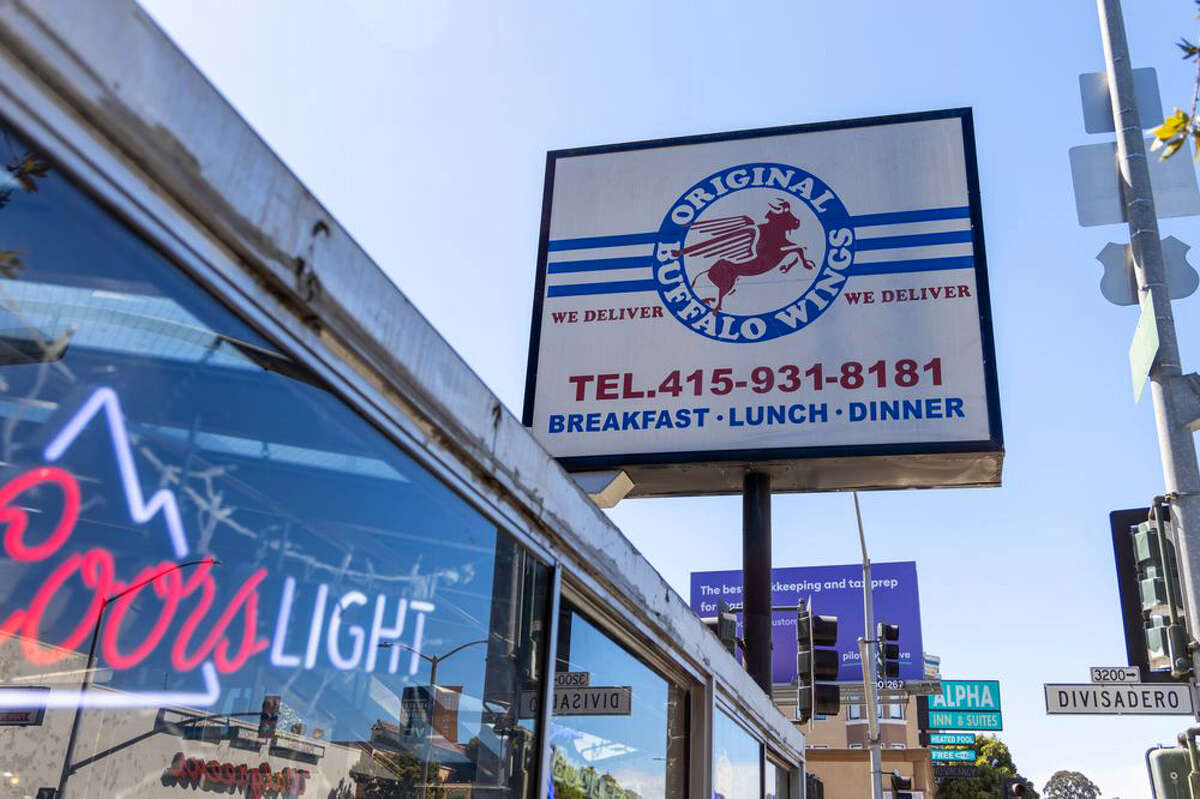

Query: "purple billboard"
<box><xmin>690</xmin><ymin>562</ymin><xmax>924</xmax><ymax>684</ymax></box>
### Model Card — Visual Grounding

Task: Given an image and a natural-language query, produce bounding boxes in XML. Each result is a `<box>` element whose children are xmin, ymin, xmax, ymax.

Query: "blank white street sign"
<box><xmin>1079</xmin><ymin>68</ymin><xmax>1164</xmax><ymax>134</ymax></box>
<box><xmin>1069</xmin><ymin>138</ymin><xmax>1200</xmax><ymax>226</ymax></box>
<box><xmin>1044</xmin><ymin>683</ymin><xmax>1193</xmax><ymax>715</ymax></box>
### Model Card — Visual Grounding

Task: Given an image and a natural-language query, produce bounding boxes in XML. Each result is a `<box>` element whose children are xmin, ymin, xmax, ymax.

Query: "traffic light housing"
<box><xmin>796</xmin><ymin>600</ymin><xmax>839</xmax><ymax>723</ymax></box>
<box><xmin>876</xmin><ymin>622</ymin><xmax>900</xmax><ymax>680</ymax></box>
<box><xmin>1001</xmin><ymin>777</ymin><xmax>1035</xmax><ymax>796</ymax></box>
<box><xmin>701</xmin><ymin>600</ymin><xmax>741</xmax><ymax>657</ymax></box>
<box><xmin>257</xmin><ymin>694</ymin><xmax>280</xmax><ymax>739</ymax></box>
<box><xmin>1132</xmin><ymin>510</ymin><xmax>1191</xmax><ymax>678</ymax></box>
<box><xmin>890</xmin><ymin>772</ymin><xmax>913</xmax><ymax>799</ymax></box>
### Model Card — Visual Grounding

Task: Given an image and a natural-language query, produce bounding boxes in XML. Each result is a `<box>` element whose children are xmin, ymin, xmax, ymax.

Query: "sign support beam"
<box><xmin>742</xmin><ymin>471</ymin><xmax>772</xmax><ymax>694</ymax></box>
<box><xmin>1098</xmin><ymin>0</ymin><xmax>1200</xmax><ymax>701</ymax></box>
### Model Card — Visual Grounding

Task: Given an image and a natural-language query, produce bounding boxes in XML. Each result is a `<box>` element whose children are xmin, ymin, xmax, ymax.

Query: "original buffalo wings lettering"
<box><xmin>165</xmin><ymin>752</ymin><xmax>309</xmax><ymax>798</ymax></box>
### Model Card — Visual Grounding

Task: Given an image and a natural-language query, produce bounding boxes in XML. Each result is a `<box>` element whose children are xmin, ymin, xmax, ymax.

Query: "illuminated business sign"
<box><xmin>523</xmin><ymin>108</ymin><xmax>1003</xmax><ymax>495</ymax></box>
<box><xmin>164</xmin><ymin>752</ymin><xmax>311</xmax><ymax>799</ymax></box>
<box><xmin>0</xmin><ymin>387</ymin><xmax>436</xmax><ymax>710</ymax></box>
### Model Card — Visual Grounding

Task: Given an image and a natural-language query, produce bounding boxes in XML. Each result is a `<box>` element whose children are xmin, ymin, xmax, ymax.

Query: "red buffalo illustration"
<box><xmin>674</xmin><ymin>198</ymin><xmax>816</xmax><ymax>312</ymax></box>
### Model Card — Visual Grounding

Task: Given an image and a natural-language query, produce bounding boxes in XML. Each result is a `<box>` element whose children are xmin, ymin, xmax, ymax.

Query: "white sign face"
<box><xmin>524</xmin><ymin>110</ymin><xmax>1002</xmax><ymax>495</ymax></box>
<box><xmin>1089</xmin><ymin>666</ymin><xmax>1141</xmax><ymax>684</ymax></box>
<box><xmin>518</xmin><ymin>686</ymin><xmax>633</xmax><ymax>717</ymax></box>
<box><xmin>1044</xmin><ymin>683</ymin><xmax>1194</xmax><ymax>715</ymax></box>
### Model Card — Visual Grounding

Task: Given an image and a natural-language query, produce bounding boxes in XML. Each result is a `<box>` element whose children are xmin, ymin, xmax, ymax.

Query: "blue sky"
<box><xmin>138</xmin><ymin>1</ymin><xmax>1200</xmax><ymax>794</ymax></box>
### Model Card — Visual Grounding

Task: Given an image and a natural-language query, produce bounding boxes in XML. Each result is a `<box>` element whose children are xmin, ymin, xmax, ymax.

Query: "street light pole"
<box><xmin>56</xmin><ymin>557</ymin><xmax>216</xmax><ymax>798</ymax></box>
<box><xmin>1097</xmin><ymin>0</ymin><xmax>1200</xmax><ymax>689</ymax></box>
<box><xmin>853</xmin><ymin>493</ymin><xmax>884</xmax><ymax>799</ymax></box>
<box><xmin>383</xmin><ymin>637</ymin><xmax>489</xmax><ymax>799</ymax></box>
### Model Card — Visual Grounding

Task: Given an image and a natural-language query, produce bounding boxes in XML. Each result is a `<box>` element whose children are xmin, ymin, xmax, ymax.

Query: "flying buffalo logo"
<box><xmin>653</xmin><ymin>162</ymin><xmax>855</xmax><ymax>342</ymax></box>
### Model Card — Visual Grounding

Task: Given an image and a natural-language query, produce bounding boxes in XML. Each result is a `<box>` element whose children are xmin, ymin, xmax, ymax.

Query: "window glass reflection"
<box><xmin>712</xmin><ymin>710</ymin><xmax>759</xmax><ymax>799</ymax></box>
<box><xmin>0</xmin><ymin>124</ymin><xmax>549</xmax><ymax>798</ymax></box>
<box><xmin>548</xmin><ymin>603</ymin><xmax>686</xmax><ymax>799</ymax></box>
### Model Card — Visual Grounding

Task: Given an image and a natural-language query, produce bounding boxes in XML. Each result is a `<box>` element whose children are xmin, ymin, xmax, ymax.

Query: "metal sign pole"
<box><xmin>742</xmin><ymin>471</ymin><xmax>773</xmax><ymax>693</ymax></box>
<box><xmin>1098</xmin><ymin>0</ymin><xmax>1200</xmax><ymax>693</ymax></box>
<box><xmin>853</xmin><ymin>493</ymin><xmax>885</xmax><ymax>799</ymax></box>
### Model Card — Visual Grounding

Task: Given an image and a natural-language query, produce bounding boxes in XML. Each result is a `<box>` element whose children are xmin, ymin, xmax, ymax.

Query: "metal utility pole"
<box><xmin>1098</xmin><ymin>0</ymin><xmax>1200</xmax><ymax>687</ymax></box>
<box><xmin>743</xmin><ymin>471</ymin><xmax>773</xmax><ymax>693</ymax></box>
<box><xmin>853</xmin><ymin>492</ymin><xmax>884</xmax><ymax>799</ymax></box>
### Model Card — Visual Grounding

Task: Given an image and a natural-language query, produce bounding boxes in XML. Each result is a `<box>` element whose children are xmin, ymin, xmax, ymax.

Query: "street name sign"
<box><xmin>1090</xmin><ymin>666</ymin><xmax>1140</xmax><ymax>684</ymax></box>
<box><xmin>518</xmin><ymin>686</ymin><xmax>633</xmax><ymax>718</ymax></box>
<box><xmin>1130</xmin><ymin>290</ymin><xmax>1160</xmax><ymax>403</ymax></box>
<box><xmin>524</xmin><ymin>108</ymin><xmax>1003</xmax><ymax>496</ymax></box>
<box><xmin>1044</xmin><ymin>683</ymin><xmax>1194</xmax><ymax>715</ymax></box>
<box><xmin>932</xmin><ymin>749</ymin><xmax>976</xmax><ymax>762</ymax></box>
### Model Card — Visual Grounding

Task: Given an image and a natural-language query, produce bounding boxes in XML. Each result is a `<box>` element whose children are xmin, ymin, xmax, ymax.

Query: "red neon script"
<box><xmin>0</xmin><ymin>466</ymin><xmax>268</xmax><ymax>673</ymax></box>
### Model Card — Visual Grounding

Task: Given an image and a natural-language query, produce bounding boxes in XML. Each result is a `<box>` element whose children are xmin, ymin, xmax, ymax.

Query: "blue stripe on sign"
<box><xmin>850</xmin><ymin>206</ymin><xmax>971</xmax><ymax>227</ymax></box>
<box><xmin>547</xmin><ymin>256</ymin><xmax>654</xmax><ymax>274</ymax></box>
<box><xmin>853</xmin><ymin>256</ymin><xmax>975</xmax><ymax>276</ymax></box>
<box><xmin>547</xmin><ymin>232</ymin><xmax>659</xmax><ymax>251</ymax></box>
<box><xmin>547</xmin><ymin>279</ymin><xmax>658</xmax><ymax>297</ymax></box>
<box><xmin>854</xmin><ymin>229</ymin><xmax>974</xmax><ymax>251</ymax></box>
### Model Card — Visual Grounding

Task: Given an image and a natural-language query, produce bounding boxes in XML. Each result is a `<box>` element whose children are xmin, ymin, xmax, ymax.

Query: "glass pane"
<box><xmin>763</xmin><ymin>757</ymin><xmax>788</xmax><ymax>799</ymax></box>
<box><xmin>0</xmin><ymin>123</ymin><xmax>550</xmax><ymax>798</ymax></box>
<box><xmin>712</xmin><ymin>710</ymin><xmax>759</xmax><ymax>799</ymax></box>
<box><xmin>548</xmin><ymin>603</ymin><xmax>687</xmax><ymax>799</ymax></box>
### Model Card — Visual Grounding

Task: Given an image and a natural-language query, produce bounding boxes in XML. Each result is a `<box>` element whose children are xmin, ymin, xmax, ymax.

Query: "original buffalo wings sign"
<box><xmin>523</xmin><ymin>108</ymin><xmax>1003</xmax><ymax>495</ymax></box>
<box><xmin>0</xmin><ymin>386</ymin><xmax>436</xmax><ymax>711</ymax></box>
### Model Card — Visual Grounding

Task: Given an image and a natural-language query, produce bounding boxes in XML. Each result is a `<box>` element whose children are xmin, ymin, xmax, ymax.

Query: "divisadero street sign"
<box><xmin>1044</xmin><ymin>683</ymin><xmax>1194</xmax><ymax>715</ymax></box>
<box><xmin>523</xmin><ymin>108</ymin><xmax>1003</xmax><ymax>496</ymax></box>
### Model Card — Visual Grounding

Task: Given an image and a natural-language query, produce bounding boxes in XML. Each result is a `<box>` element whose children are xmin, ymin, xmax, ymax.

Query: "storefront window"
<box><xmin>0</xmin><ymin>124</ymin><xmax>550</xmax><ymax>797</ymax></box>
<box><xmin>763</xmin><ymin>757</ymin><xmax>788</xmax><ymax>799</ymax></box>
<box><xmin>547</xmin><ymin>602</ymin><xmax>686</xmax><ymax>799</ymax></box>
<box><xmin>712</xmin><ymin>710</ymin><xmax>758</xmax><ymax>799</ymax></box>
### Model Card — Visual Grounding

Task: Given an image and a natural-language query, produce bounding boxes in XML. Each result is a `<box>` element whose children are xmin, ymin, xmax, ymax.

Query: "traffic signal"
<box><xmin>1001</xmin><ymin>777</ymin><xmax>1034</xmax><ymax>796</ymax></box>
<box><xmin>1132</xmin><ymin>510</ymin><xmax>1191</xmax><ymax>678</ymax></box>
<box><xmin>890</xmin><ymin>771</ymin><xmax>913</xmax><ymax>799</ymax></box>
<box><xmin>796</xmin><ymin>599</ymin><xmax>839</xmax><ymax>723</ymax></box>
<box><xmin>876</xmin><ymin>622</ymin><xmax>900</xmax><ymax>680</ymax></box>
<box><xmin>257</xmin><ymin>695</ymin><xmax>280</xmax><ymax>739</ymax></box>
<box><xmin>701</xmin><ymin>600</ymin><xmax>741</xmax><ymax>657</ymax></box>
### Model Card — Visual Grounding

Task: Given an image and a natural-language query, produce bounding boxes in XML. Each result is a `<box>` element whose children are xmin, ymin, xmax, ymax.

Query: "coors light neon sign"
<box><xmin>0</xmin><ymin>387</ymin><xmax>434</xmax><ymax>709</ymax></box>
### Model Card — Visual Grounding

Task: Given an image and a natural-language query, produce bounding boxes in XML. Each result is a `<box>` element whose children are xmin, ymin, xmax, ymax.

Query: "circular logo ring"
<box><xmin>652</xmin><ymin>162</ymin><xmax>855</xmax><ymax>343</ymax></box>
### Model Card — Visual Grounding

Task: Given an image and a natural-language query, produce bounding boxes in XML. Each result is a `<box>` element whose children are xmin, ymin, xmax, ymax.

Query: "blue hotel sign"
<box><xmin>921</xmin><ymin>680</ymin><xmax>1003</xmax><ymax>731</ymax></box>
<box><xmin>931</xmin><ymin>680</ymin><xmax>1001</xmax><ymax>712</ymax></box>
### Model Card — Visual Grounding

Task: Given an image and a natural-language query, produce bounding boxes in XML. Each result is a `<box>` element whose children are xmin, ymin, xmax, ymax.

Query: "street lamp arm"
<box><xmin>437</xmin><ymin>638</ymin><xmax>490</xmax><ymax>662</ymax></box>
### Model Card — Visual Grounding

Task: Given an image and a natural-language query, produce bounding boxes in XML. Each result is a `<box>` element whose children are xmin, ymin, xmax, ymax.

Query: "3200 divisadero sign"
<box><xmin>523</xmin><ymin>108</ymin><xmax>1003</xmax><ymax>496</ymax></box>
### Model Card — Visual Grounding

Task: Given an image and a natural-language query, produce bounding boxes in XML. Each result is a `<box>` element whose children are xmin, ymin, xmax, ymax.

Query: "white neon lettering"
<box><xmin>408</xmin><ymin>601</ymin><xmax>435</xmax><ymax>675</ymax></box>
<box><xmin>42</xmin><ymin>386</ymin><xmax>189</xmax><ymax>558</ymax></box>
<box><xmin>302</xmin><ymin>584</ymin><xmax>329</xmax><ymax>669</ymax></box>
<box><xmin>327</xmin><ymin>591</ymin><xmax>368</xmax><ymax>670</ymax></box>
<box><xmin>365</xmin><ymin>595</ymin><xmax>407</xmax><ymax>673</ymax></box>
<box><xmin>270</xmin><ymin>577</ymin><xmax>302</xmax><ymax>668</ymax></box>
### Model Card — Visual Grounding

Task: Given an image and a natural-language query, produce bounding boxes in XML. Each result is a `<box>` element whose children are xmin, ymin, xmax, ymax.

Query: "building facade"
<box><xmin>0</xmin><ymin>2</ymin><xmax>804</xmax><ymax>797</ymax></box>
